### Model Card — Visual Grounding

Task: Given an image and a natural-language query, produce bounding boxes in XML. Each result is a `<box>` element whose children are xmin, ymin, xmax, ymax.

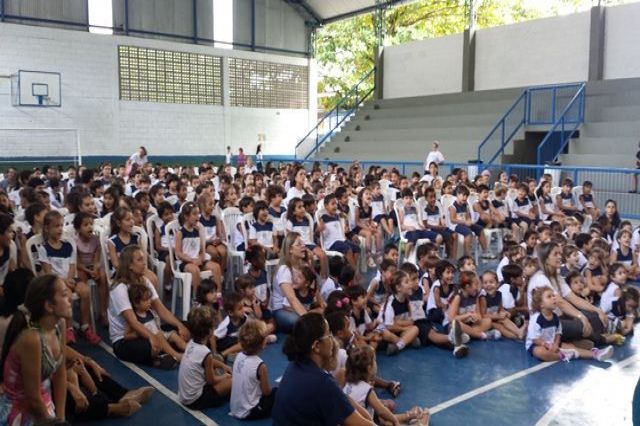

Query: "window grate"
<box><xmin>118</xmin><ymin>45</ymin><xmax>222</xmax><ymax>105</ymax></box>
<box><xmin>229</xmin><ymin>58</ymin><xmax>308</xmax><ymax>109</ymax></box>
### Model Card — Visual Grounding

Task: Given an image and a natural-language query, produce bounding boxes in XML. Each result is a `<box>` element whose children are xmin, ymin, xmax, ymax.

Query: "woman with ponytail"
<box><xmin>272</xmin><ymin>312</ymin><xmax>375</xmax><ymax>426</ymax></box>
<box><xmin>0</xmin><ymin>274</ymin><xmax>72</xmax><ymax>425</ymax></box>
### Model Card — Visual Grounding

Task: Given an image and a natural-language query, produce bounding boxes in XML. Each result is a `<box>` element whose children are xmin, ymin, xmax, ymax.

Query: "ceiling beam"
<box><xmin>321</xmin><ymin>0</ymin><xmax>409</xmax><ymax>25</ymax></box>
<box><xmin>282</xmin><ymin>0</ymin><xmax>322</xmax><ymax>26</ymax></box>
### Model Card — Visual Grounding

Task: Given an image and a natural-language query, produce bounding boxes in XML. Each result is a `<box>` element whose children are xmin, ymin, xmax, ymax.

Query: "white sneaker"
<box><xmin>462</xmin><ymin>333</ymin><xmax>471</xmax><ymax>344</ymax></box>
<box><xmin>266</xmin><ymin>334</ymin><xmax>277</xmax><ymax>344</ymax></box>
<box><xmin>486</xmin><ymin>329</ymin><xmax>502</xmax><ymax>340</ymax></box>
<box><xmin>593</xmin><ymin>345</ymin><xmax>614</xmax><ymax>362</ymax></box>
<box><xmin>559</xmin><ymin>348</ymin><xmax>579</xmax><ymax>362</ymax></box>
<box><xmin>448</xmin><ymin>320</ymin><xmax>463</xmax><ymax>347</ymax></box>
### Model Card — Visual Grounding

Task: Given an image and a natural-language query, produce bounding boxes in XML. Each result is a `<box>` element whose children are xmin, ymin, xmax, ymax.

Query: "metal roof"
<box><xmin>284</xmin><ymin>0</ymin><xmax>413</xmax><ymax>25</ymax></box>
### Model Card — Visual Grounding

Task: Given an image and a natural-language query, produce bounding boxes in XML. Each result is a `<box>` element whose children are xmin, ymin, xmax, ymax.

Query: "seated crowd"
<box><xmin>0</xmin><ymin>156</ymin><xmax>636</xmax><ymax>425</ymax></box>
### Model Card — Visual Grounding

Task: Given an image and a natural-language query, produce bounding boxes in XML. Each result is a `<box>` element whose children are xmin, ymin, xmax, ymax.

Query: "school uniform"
<box><xmin>178</xmin><ymin>226</ymin><xmax>201</xmax><ymax>271</ymax></box>
<box><xmin>321</xmin><ymin>213</ymin><xmax>360</xmax><ymax>254</ymax></box>
<box><xmin>402</xmin><ymin>205</ymin><xmax>436</xmax><ymax>242</ymax></box>
<box><xmin>423</xmin><ymin>204</ymin><xmax>452</xmax><ymax>240</ymax></box>
<box><xmin>214</xmin><ymin>315</ymin><xmax>247</xmax><ymax>352</ymax></box>
<box><xmin>230</xmin><ymin>352</ymin><xmax>276</xmax><ymax>420</ymax></box>
<box><xmin>178</xmin><ymin>340</ymin><xmax>227</xmax><ymax>409</ymax></box>
<box><xmin>37</xmin><ymin>241</ymin><xmax>76</xmax><ymax>278</ymax></box>
<box><xmin>449</xmin><ymin>201</ymin><xmax>483</xmax><ymax>237</ymax></box>
<box><xmin>426</xmin><ymin>280</ymin><xmax>453</xmax><ymax>325</ymax></box>
<box><xmin>199</xmin><ymin>214</ymin><xmax>218</xmax><ymax>243</ymax></box>
<box><xmin>371</xmin><ymin>194</ymin><xmax>387</xmax><ymax>223</ymax></box>
<box><xmin>286</xmin><ymin>216</ymin><xmax>315</xmax><ymax>248</ymax></box>
<box><xmin>525</xmin><ymin>312</ymin><xmax>562</xmax><ymax>355</ymax></box>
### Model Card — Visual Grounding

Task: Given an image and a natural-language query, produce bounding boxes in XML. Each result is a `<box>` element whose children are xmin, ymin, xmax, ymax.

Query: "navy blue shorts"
<box><xmin>346</xmin><ymin>226</ymin><xmax>362</xmax><ymax>240</ymax></box>
<box><xmin>431</xmin><ymin>228</ymin><xmax>453</xmax><ymax>240</ymax></box>
<box><xmin>329</xmin><ymin>240</ymin><xmax>361</xmax><ymax>254</ymax></box>
<box><xmin>236</xmin><ymin>242</ymin><xmax>245</xmax><ymax>252</ymax></box>
<box><xmin>217</xmin><ymin>335</ymin><xmax>238</xmax><ymax>352</ymax></box>
<box><xmin>305</xmin><ymin>244</ymin><xmax>317</xmax><ymax>251</ymax></box>
<box><xmin>373</xmin><ymin>214</ymin><xmax>388</xmax><ymax>223</ymax></box>
<box><xmin>261</xmin><ymin>308</ymin><xmax>273</xmax><ymax>321</ymax></box>
<box><xmin>405</xmin><ymin>230</ymin><xmax>438</xmax><ymax>243</ymax></box>
<box><xmin>516</xmin><ymin>217</ymin><xmax>535</xmax><ymax>227</ymax></box>
<box><xmin>455</xmin><ymin>224</ymin><xmax>483</xmax><ymax>237</ymax></box>
<box><xmin>476</xmin><ymin>219</ymin><xmax>489</xmax><ymax>228</ymax></box>
<box><xmin>415</xmin><ymin>318</ymin><xmax>433</xmax><ymax>346</ymax></box>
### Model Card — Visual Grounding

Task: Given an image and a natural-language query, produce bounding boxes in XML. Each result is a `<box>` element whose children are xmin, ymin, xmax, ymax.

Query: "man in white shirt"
<box><xmin>424</xmin><ymin>141</ymin><xmax>445</xmax><ymax>174</ymax></box>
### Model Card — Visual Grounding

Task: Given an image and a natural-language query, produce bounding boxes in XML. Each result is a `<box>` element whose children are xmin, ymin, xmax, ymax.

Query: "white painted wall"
<box><xmin>383</xmin><ymin>33</ymin><xmax>463</xmax><ymax>99</ymax></box>
<box><xmin>603</xmin><ymin>2</ymin><xmax>640</xmax><ymax>80</ymax></box>
<box><xmin>474</xmin><ymin>12</ymin><xmax>590</xmax><ymax>91</ymax></box>
<box><xmin>0</xmin><ymin>22</ymin><xmax>314</xmax><ymax>159</ymax></box>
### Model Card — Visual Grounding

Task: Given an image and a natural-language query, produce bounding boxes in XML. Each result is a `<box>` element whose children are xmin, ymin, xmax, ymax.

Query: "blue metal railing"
<box><xmin>295</xmin><ymin>68</ymin><xmax>375</xmax><ymax>161</ymax></box>
<box><xmin>476</xmin><ymin>90</ymin><xmax>528</xmax><ymax>166</ymax></box>
<box><xmin>536</xmin><ymin>83</ymin><xmax>586</xmax><ymax>165</ymax></box>
<box><xmin>477</xmin><ymin>82</ymin><xmax>586</xmax><ymax>166</ymax></box>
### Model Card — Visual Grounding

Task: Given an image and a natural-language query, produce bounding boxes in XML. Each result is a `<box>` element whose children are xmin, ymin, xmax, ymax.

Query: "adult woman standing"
<box><xmin>108</xmin><ymin>245</ymin><xmax>189</xmax><ymax>367</ymax></box>
<box><xmin>527</xmin><ymin>242</ymin><xmax>613</xmax><ymax>350</ymax></box>
<box><xmin>271</xmin><ymin>232</ymin><xmax>311</xmax><ymax>333</ymax></box>
<box><xmin>256</xmin><ymin>143</ymin><xmax>264</xmax><ymax>173</ymax></box>
<box><xmin>126</xmin><ymin>146</ymin><xmax>148</xmax><ymax>177</ymax></box>
<box><xmin>0</xmin><ymin>274</ymin><xmax>71</xmax><ymax>425</ymax></box>
<box><xmin>272</xmin><ymin>312</ymin><xmax>374</xmax><ymax>426</ymax></box>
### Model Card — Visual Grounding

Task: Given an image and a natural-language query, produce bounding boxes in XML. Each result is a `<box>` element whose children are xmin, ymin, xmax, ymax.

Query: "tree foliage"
<box><xmin>314</xmin><ymin>0</ymin><xmax>622</xmax><ymax>111</ymax></box>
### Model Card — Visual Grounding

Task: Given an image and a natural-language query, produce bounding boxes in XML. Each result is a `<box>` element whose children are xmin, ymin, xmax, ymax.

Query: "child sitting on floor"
<box><xmin>229</xmin><ymin>319</ymin><xmax>277</xmax><ymax>420</ymax></box>
<box><xmin>526</xmin><ymin>287</ymin><xmax>613</xmax><ymax>362</ymax></box>
<box><xmin>178</xmin><ymin>306</ymin><xmax>232</xmax><ymax>409</ymax></box>
<box><xmin>126</xmin><ymin>285</ymin><xmax>186</xmax><ymax>366</ymax></box>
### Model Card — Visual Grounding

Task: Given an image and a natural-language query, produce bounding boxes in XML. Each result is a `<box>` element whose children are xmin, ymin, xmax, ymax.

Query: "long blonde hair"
<box><xmin>113</xmin><ymin>245</ymin><xmax>145</xmax><ymax>289</ymax></box>
<box><xmin>279</xmin><ymin>231</ymin><xmax>301</xmax><ymax>269</ymax></box>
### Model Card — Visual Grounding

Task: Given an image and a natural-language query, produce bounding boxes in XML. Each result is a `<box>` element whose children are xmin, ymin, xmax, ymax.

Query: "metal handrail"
<box><xmin>295</xmin><ymin>68</ymin><xmax>375</xmax><ymax>160</ymax></box>
<box><xmin>477</xmin><ymin>82</ymin><xmax>586</xmax><ymax>166</ymax></box>
<box><xmin>476</xmin><ymin>90</ymin><xmax>527</xmax><ymax>165</ymax></box>
<box><xmin>536</xmin><ymin>83</ymin><xmax>586</xmax><ymax>165</ymax></box>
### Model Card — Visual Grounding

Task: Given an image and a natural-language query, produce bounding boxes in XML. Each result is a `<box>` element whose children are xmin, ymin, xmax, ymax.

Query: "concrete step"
<box><xmin>359</xmin><ymin>100</ymin><xmax>514</xmax><ymax>118</ymax></box>
<box><xmin>558</xmin><ymin>153</ymin><xmax>633</xmax><ymax>168</ymax></box>
<box><xmin>346</xmin><ymin>113</ymin><xmax>499</xmax><ymax>129</ymax></box>
<box><xmin>336</xmin><ymin>125</ymin><xmax>494</xmax><ymax>142</ymax></box>
<box><xmin>374</xmin><ymin>87</ymin><xmax>522</xmax><ymax>108</ymax></box>
<box><xmin>567</xmin><ymin>136</ymin><xmax>639</xmax><ymax>155</ymax></box>
<box><xmin>579</xmin><ymin>121</ymin><xmax>640</xmax><ymax>138</ymax></box>
<box><xmin>595</xmin><ymin>105</ymin><xmax>640</xmax><ymax>122</ymax></box>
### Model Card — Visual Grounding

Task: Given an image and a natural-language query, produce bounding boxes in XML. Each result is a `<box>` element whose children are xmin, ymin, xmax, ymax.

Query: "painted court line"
<box><xmin>99</xmin><ymin>342</ymin><xmax>218</xmax><ymax>426</ymax></box>
<box><xmin>535</xmin><ymin>354</ymin><xmax>640</xmax><ymax>426</ymax></box>
<box><xmin>428</xmin><ymin>361</ymin><xmax>558</xmax><ymax>415</ymax></box>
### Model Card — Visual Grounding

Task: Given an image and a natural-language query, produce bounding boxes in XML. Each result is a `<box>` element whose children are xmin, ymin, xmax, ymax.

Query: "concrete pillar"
<box><xmin>375</xmin><ymin>46</ymin><xmax>384</xmax><ymax>100</ymax></box>
<box><xmin>462</xmin><ymin>28</ymin><xmax>476</xmax><ymax>92</ymax></box>
<box><xmin>588</xmin><ymin>5</ymin><xmax>605</xmax><ymax>81</ymax></box>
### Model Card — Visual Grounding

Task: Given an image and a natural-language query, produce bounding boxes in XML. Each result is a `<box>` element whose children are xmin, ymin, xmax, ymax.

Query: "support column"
<box><xmin>588</xmin><ymin>5</ymin><xmax>605</xmax><ymax>81</ymax></box>
<box><xmin>462</xmin><ymin>0</ymin><xmax>477</xmax><ymax>92</ymax></box>
<box><xmin>462</xmin><ymin>28</ymin><xmax>475</xmax><ymax>92</ymax></box>
<box><xmin>373</xmin><ymin>0</ymin><xmax>385</xmax><ymax>100</ymax></box>
<box><xmin>375</xmin><ymin>46</ymin><xmax>384</xmax><ymax>100</ymax></box>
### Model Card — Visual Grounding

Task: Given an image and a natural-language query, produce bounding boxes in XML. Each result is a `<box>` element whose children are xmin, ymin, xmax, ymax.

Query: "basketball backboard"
<box><xmin>11</xmin><ymin>70</ymin><xmax>61</xmax><ymax>107</ymax></box>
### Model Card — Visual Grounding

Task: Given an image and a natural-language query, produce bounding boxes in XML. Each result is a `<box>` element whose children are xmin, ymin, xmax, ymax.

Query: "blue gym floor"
<box><xmin>76</xmin><ymin>259</ymin><xmax>640</xmax><ymax>426</ymax></box>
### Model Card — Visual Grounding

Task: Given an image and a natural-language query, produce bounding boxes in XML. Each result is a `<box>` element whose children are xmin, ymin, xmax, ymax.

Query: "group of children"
<box><xmin>0</xmin><ymin>159</ymin><xmax>637</xmax><ymax>423</ymax></box>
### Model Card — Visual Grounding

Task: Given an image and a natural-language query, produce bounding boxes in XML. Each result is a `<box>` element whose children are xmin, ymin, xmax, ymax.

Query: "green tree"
<box><xmin>314</xmin><ymin>0</ymin><xmax>612</xmax><ymax>111</ymax></box>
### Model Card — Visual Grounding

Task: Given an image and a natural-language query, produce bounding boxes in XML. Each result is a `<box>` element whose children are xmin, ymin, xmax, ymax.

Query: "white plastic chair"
<box><xmin>166</xmin><ymin>220</ymin><xmax>212</xmax><ymax>320</ymax></box>
<box><xmin>393</xmin><ymin>199</ymin><xmax>430</xmax><ymax>265</ymax></box>
<box><xmin>26</xmin><ymin>233</ymin><xmax>44</xmax><ymax>275</ymax></box>
<box><xmin>146</xmin><ymin>214</ymin><xmax>167</xmax><ymax>292</ymax></box>
<box><xmin>347</xmin><ymin>198</ymin><xmax>367</xmax><ymax>272</ymax></box>
<box><xmin>221</xmin><ymin>207</ymin><xmax>245</xmax><ymax>290</ymax></box>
